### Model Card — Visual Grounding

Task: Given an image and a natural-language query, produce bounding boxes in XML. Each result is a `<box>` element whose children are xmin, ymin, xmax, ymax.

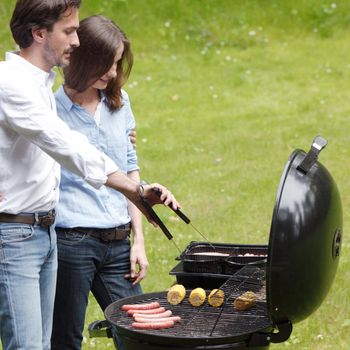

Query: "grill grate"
<box><xmin>107</xmin><ymin>266</ymin><xmax>271</xmax><ymax>339</ymax></box>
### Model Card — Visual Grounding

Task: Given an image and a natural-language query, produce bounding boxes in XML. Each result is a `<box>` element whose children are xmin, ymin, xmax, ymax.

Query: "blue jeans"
<box><xmin>0</xmin><ymin>223</ymin><xmax>57</xmax><ymax>350</ymax></box>
<box><xmin>51</xmin><ymin>229</ymin><xmax>142</xmax><ymax>350</ymax></box>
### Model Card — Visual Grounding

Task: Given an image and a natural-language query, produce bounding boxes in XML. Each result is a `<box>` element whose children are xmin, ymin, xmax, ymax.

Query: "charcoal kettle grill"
<box><xmin>89</xmin><ymin>136</ymin><xmax>342</xmax><ymax>350</ymax></box>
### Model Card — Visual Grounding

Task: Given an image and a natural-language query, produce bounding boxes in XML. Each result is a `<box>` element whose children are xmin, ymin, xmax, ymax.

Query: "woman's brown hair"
<box><xmin>63</xmin><ymin>15</ymin><xmax>133</xmax><ymax>111</ymax></box>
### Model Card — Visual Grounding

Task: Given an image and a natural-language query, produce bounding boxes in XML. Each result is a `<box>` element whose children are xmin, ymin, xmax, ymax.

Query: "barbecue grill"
<box><xmin>102</xmin><ymin>266</ymin><xmax>273</xmax><ymax>350</ymax></box>
<box><xmin>89</xmin><ymin>136</ymin><xmax>342</xmax><ymax>349</ymax></box>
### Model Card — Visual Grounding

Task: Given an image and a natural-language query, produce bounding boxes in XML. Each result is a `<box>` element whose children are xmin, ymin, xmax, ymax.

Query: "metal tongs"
<box><xmin>138</xmin><ymin>182</ymin><xmax>214</xmax><ymax>253</ymax></box>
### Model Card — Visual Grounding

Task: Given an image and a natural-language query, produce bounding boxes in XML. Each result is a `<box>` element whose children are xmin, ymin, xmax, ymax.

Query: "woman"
<box><xmin>51</xmin><ymin>15</ymin><xmax>147</xmax><ymax>350</ymax></box>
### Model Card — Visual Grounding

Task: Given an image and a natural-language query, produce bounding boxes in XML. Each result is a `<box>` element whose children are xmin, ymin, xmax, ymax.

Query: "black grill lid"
<box><xmin>267</xmin><ymin>136</ymin><xmax>342</xmax><ymax>325</ymax></box>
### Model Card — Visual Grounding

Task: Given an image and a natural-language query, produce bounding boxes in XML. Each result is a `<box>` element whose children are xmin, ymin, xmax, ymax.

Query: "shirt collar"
<box><xmin>99</xmin><ymin>91</ymin><xmax>107</xmax><ymax>102</ymax></box>
<box><xmin>55</xmin><ymin>85</ymin><xmax>74</xmax><ymax>111</ymax></box>
<box><xmin>6</xmin><ymin>51</ymin><xmax>56</xmax><ymax>89</ymax></box>
<box><xmin>55</xmin><ymin>85</ymin><xmax>107</xmax><ymax>112</ymax></box>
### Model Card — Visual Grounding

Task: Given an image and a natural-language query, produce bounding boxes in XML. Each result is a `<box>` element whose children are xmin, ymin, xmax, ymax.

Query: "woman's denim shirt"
<box><xmin>54</xmin><ymin>86</ymin><xmax>139</xmax><ymax>228</ymax></box>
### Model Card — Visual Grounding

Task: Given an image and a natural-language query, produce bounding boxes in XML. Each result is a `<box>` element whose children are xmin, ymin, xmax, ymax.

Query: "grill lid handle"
<box><xmin>269</xmin><ymin>320</ymin><xmax>293</xmax><ymax>343</ymax></box>
<box><xmin>88</xmin><ymin>320</ymin><xmax>113</xmax><ymax>338</ymax></box>
<box><xmin>248</xmin><ymin>320</ymin><xmax>292</xmax><ymax>346</ymax></box>
<box><xmin>297</xmin><ymin>135</ymin><xmax>328</xmax><ymax>174</ymax></box>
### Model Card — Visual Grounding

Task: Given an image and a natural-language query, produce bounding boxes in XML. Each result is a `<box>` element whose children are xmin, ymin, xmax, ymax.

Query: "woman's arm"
<box><xmin>125</xmin><ymin>170</ymin><xmax>149</xmax><ymax>285</ymax></box>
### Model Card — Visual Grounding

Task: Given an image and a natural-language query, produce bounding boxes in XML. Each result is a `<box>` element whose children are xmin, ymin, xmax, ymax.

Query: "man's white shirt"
<box><xmin>0</xmin><ymin>52</ymin><xmax>119</xmax><ymax>214</ymax></box>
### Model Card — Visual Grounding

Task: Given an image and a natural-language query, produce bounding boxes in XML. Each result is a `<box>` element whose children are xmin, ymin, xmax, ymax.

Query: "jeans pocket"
<box><xmin>0</xmin><ymin>224</ymin><xmax>34</xmax><ymax>244</ymax></box>
<box><xmin>56</xmin><ymin>228</ymin><xmax>87</xmax><ymax>246</ymax></box>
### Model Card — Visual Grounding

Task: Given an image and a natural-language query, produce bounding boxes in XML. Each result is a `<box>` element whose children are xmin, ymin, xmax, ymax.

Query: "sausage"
<box><xmin>121</xmin><ymin>301</ymin><xmax>160</xmax><ymax>311</ymax></box>
<box><xmin>134</xmin><ymin>316</ymin><xmax>181</xmax><ymax>324</ymax></box>
<box><xmin>132</xmin><ymin>310</ymin><xmax>172</xmax><ymax>319</ymax></box>
<box><xmin>192</xmin><ymin>252</ymin><xmax>229</xmax><ymax>256</ymax></box>
<box><xmin>132</xmin><ymin>320</ymin><xmax>174</xmax><ymax>329</ymax></box>
<box><xmin>127</xmin><ymin>307</ymin><xmax>166</xmax><ymax>316</ymax></box>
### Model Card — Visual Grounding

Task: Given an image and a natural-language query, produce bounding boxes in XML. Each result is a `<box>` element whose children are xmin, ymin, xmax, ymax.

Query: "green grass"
<box><xmin>1</xmin><ymin>1</ymin><xmax>350</xmax><ymax>349</ymax></box>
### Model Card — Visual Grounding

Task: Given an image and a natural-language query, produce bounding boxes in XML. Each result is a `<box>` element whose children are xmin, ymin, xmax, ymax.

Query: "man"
<box><xmin>0</xmin><ymin>1</ymin><xmax>179</xmax><ymax>349</ymax></box>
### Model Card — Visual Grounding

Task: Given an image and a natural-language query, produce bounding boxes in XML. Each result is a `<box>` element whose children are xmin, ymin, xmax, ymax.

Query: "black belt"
<box><xmin>56</xmin><ymin>223</ymin><xmax>131</xmax><ymax>242</ymax></box>
<box><xmin>0</xmin><ymin>210</ymin><xmax>56</xmax><ymax>227</ymax></box>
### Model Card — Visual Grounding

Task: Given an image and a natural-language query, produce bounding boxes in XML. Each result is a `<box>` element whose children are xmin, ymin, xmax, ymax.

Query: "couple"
<box><xmin>0</xmin><ymin>1</ymin><xmax>180</xmax><ymax>350</ymax></box>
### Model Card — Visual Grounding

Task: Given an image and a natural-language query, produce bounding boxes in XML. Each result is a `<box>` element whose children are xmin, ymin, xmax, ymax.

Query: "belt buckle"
<box><xmin>40</xmin><ymin>210</ymin><xmax>56</xmax><ymax>227</ymax></box>
<box><xmin>101</xmin><ymin>230</ymin><xmax>114</xmax><ymax>242</ymax></box>
<box><xmin>100</xmin><ymin>228</ymin><xmax>129</xmax><ymax>242</ymax></box>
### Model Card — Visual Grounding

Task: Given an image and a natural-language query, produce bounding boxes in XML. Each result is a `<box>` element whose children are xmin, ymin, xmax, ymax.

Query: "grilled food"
<box><xmin>191</xmin><ymin>252</ymin><xmax>229</xmax><ymax>257</ymax></box>
<box><xmin>132</xmin><ymin>320</ymin><xmax>174</xmax><ymax>329</ymax></box>
<box><xmin>133</xmin><ymin>315</ymin><xmax>181</xmax><ymax>324</ymax></box>
<box><xmin>127</xmin><ymin>307</ymin><xmax>166</xmax><ymax>316</ymax></box>
<box><xmin>121</xmin><ymin>301</ymin><xmax>160</xmax><ymax>311</ymax></box>
<box><xmin>189</xmin><ymin>287</ymin><xmax>206</xmax><ymax>306</ymax></box>
<box><xmin>167</xmin><ymin>284</ymin><xmax>186</xmax><ymax>305</ymax></box>
<box><xmin>233</xmin><ymin>291</ymin><xmax>257</xmax><ymax>311</ymax></box>
<box><xmin>208</xmin><ymin>289</ymin><xmax>225</xmax><ymax>307</ymax></box>
<box><xmin>132</xmin><ymin>310</ymin><xmax>172</xmax><ymax>319</ymax></box>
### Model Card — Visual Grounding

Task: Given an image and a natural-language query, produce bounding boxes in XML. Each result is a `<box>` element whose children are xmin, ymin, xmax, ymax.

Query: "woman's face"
<box><xmin>92</xmin><ymin>42</ymin><xmax>124</xmax><ymax>90</ymax></box>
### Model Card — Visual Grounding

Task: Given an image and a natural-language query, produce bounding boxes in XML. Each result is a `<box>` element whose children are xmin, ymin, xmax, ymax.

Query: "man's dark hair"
<box><xmin>10</xmin><ymin>0</ymin><xmax>81</xmax><ymax>49</ymax></box>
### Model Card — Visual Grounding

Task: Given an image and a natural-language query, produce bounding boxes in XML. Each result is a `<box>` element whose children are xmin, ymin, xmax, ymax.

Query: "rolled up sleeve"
<box><xmin>2</xmin><ymin>81</ymin><xmax>119</xmax><ymax>189</ymax></box>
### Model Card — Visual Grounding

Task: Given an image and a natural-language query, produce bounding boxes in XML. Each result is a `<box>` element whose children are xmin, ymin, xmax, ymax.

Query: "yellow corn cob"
<box><xmin>189</xmin><ymin>287</ymin><xmax>206</xmax><ymax>307</ymax></box>
<box><xmin>208</xmin><ymin>289</ymin><xmax>225</xmax><ymax>307</ymax></box>
<box><xmin>233</xmin><ymin>291</ymin><xmax>257</xmax><ymax>311</ymax></box>
<box><xmin>167</xmin><ymin>284</ymin><xmax>186</xmax><ymax>305</ymax></box>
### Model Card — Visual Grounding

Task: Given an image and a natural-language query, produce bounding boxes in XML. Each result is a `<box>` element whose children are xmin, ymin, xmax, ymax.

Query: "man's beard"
<box><xmin>43</xmin><ymin>42</ymin><xmax>72</xmax><ymax>68</ymax></box>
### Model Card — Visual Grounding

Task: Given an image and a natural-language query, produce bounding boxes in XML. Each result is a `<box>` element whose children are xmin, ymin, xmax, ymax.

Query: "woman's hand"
<box><xmin>129</xmin><ymin>129</ymin><xmax>136</xmax><ymax>148</ymax></box>
<box><xmin>125</xmin><ymin>239</ymin><xmax>149</xmax><ymax>285</ymax></box>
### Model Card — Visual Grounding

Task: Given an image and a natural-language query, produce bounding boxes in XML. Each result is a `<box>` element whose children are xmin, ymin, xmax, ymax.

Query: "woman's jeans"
<box><xmin>51</xmin><ymin>229</ymin><xmax>142</xmax><ymax>350</ymax></box>
<box><xmin>0</xmin><ymin>223</ymin><xmax>57</xmax><ymax>350</ymax></box>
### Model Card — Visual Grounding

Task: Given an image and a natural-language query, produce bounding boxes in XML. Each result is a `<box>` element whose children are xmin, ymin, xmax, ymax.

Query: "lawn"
<box><xmin>1</xmin><ymin>1</ymin><xmax>350</xmax><ymax>349</ymax></box>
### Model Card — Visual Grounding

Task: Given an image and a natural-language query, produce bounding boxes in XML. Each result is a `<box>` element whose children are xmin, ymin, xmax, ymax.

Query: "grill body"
<box><xmin>113</xmin><ymin>334</ymin><xmax>269</xmax><ymax>350</ymax></box>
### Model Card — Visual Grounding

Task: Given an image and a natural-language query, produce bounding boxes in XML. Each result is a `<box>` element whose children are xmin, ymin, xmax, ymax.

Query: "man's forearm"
<box><xmin>105</xmin><ymin>171</ymin><xmax>139</xmax><ymax>202</ymax></box>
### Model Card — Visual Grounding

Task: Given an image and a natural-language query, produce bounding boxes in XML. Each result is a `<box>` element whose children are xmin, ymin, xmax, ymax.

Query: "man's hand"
<box><xmin>140</xmin><ymin>183</ymin><xmax>180</xmax><ymax>210</ymax></box>
<box><xmin>106</xmin><ymin>174</ymin><xmax>181</xmax><ymax>226</ymax></box>
<box><xmin>136</xmin><ymin>183</ymin><xmax>180</xmax><ymax>226</ymax></box>
<box><xmin>129</xmin><ymin>129</ymin><xmax>136</xmax><ymax>148</ymax></box>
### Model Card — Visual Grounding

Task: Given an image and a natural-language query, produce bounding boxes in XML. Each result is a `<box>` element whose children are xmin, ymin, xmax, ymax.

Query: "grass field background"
<box><xmin>1</xmin><ymin>1</ymin><xmax>350</xmax><ymax>349</ymax></box>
